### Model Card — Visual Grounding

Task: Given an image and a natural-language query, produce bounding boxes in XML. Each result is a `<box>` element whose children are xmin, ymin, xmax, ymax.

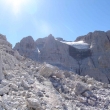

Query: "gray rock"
<box><xmin>82</xmin><ymin>90</ymin><xmax>93</xmax><ymax>98</ymax></box>
<box><xmin>1</xmin><ymin>79</ymin><xmax>8</xmax><ymax>86</ymax></box>
<box><xmin>9</xmin><ymin>83</ymin><xmax>18</xmax><ymax>91</ymax></box>
<box><xmin>14</xmin><ymin>50</ymin><xmax>23</xmax><ymax>61</ymax></box>
<box><xmin>0</xmin><ymin>86</ymin><xmax>9</xmax><ymax>95</ymax></box>
<box><xmin>52</xmin><ymin>71</ymin><xmax>64</xmax><ymax>79</ymax></box>
<box><xmin>37</xmin><ymin>91</ymin><xmax>44</xmax><ymax>97</ymax></box>
<box><xmin>21</xmin><ymin>80</ymin><xmax>30</xmax><ymax>89</ymax></box>
<box><xmin>88</xmin><ymin>99</ymin><xmax>96</xmax><ymax>106</ymax></box>
<box><xmin>77</xmin><ymin>96</ymin><xmax>87</xmax><ymax>103</ymax></box>
<box><xmin>0</xmin><ymin>52</ymin><xmax>4</xmax><ymax>81</ymax></box>
<box><xmin>39</xmin><ymin>63</ymin><xmax>56</xmax><ymax>78</ymax></box>
<box><xmin>27</xmin><ymin>98</ymin><xmax>42</xmax><ymax>110</ymax></box>
<box><xmin>74</xmin><ymin>82</ymin><xmax>88</xmax><ymax>95</ymax></box>
<box><xmin>102</xmin><ymin>83</ymin><xmax>108</xmax><ymax>88</ymax></box>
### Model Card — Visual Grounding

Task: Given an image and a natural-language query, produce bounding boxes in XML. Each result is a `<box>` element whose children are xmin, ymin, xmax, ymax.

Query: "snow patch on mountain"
<box><xmin>61</xmin><ymin>41</ymin><xmax>90</xmax><ymax>49</ymax></box>
<box><xmin>37</xmin><ymin>48</ymin><xmax>40</xmax><ymax>53</ymax></box>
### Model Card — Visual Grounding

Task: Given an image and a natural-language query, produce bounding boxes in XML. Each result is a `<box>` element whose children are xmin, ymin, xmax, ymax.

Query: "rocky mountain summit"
<box><xmin>14</xmin><ymin>31</ymin><xmax>110</xmax><ymax>83</ymax></box>
<box><xmin>0</xmin><ymin>32</ymin><xmax>110</xmax><ymax>110</ymax></box>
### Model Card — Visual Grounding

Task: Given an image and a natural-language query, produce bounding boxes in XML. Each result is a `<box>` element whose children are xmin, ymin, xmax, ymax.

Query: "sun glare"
<box><xmin>6</xmin><ymin>0</ymin><xmax>27</xmax><ymax>14</ymax></box>
<box><xmin>2</xmin><ymin>0</ymin><xmax>39</xmax><ymax>16</ymax></box>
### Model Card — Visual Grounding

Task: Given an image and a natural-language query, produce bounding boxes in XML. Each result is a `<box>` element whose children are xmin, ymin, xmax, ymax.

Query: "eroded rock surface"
<box><xmin>0</xmin><ymin>32</ymin><xmax>109</xmax><ymax>109</ymax></box>
<box><xmin>14</xmin><ymin>31</ymin><xmax>110</xmax><ymax>83</ymax></box>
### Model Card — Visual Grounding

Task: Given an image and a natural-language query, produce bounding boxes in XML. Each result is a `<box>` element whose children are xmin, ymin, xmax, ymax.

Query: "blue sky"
<box><xmin>0</xmin><ymin>0</ymin><xmax>110</xmax><ymax>46</ymax></box>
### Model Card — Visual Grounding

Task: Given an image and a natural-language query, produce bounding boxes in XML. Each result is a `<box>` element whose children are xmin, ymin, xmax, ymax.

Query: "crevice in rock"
<box><xmin>75</xmin><ymin>59</ymin><xmax>86</xmax><ymax>75</ymax></box>
<box><xmin>90</xmin><ymin>57</ymin><xmax>96</xmax><ymax>68</ymax></box>
<box><xmin>68</xmin><ymin>45</ymin><xmax>91</xmax><ymax>60</ymax></box>
<box><xmin>76</xmin><ymin>60</ymin><xmax>82</xmax><ymax>75</ymax></box>
<box><xmin>107</xmin><ymin>78</ymin><xmax>110</xmax><ymax>84</ymax></box>
<box><xmin>106</xmin><ymin>35</ymin><xmax>110</xmax><ymax>43</ymax></box>
<box><xmin>105</xmin><ymin>74</ymin><xmax>110</xmax><ymax>84</ymax></box>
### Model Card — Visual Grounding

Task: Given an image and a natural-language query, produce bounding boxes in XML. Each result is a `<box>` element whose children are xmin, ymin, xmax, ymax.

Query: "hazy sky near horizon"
<box><xmin>0</xmin><ymin>0</ymin><xmax>110</xmax><ymax>46</ymax></box>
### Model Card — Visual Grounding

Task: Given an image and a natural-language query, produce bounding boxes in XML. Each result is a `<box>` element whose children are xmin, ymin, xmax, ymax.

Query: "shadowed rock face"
<box><xmin>74</xmin><ymin>31</ymin><xmax>110</xmax><ymax>83</ymax></box>
<box><xmin>14</xmin><ymin>31</ymin><xmax>110</xmax><ymax>83</ymax></box>
<box><xmin>69</xmin><ymin>45</ymin><xmax>92</xmax><ymax>60</ymax></box>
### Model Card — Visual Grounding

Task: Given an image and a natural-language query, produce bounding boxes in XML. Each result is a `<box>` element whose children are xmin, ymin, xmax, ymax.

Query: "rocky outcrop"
<box><xmin>56</xmin><ymin>37</ymin><xmax>64</xmax><ymax>41</ymax></box>
<box><xmin>0</xmin><ymin>34</ymin><xmax>12</xmax><ymax>53</ymax></box>
<box><xmin>14</xmin><ymin>36</ymin><xmax>37</xmax><ymax>60</ymax></box>
<box><xmin>0</xmin><ymin>33</ymin><xmax>110</xmax><ymax>109</ymax></box>
<box><xmin>0</xmin><ymin>52</ymin><xmax>4</xmax><ymax>81</ymax></box>
<box><xmin>14</xmin><ymin>34</ymin><xmax>78</xmax><ymax>71</ymax></box>
<box><xmin>75</xmin><ymin>31</ymin><xmax>110</xmax><ymax>83</ymax></box>
<box><xmin>14</xmin><ymin>31</ymin><xmax>110</xmax><ymax>83</ymax></box>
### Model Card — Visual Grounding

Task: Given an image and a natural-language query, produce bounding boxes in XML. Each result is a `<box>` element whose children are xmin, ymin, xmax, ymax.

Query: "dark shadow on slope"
<box><xmin>69</xmin><ymin>45</ymin><xmax>92</xmax><ymax>60</ymax></box>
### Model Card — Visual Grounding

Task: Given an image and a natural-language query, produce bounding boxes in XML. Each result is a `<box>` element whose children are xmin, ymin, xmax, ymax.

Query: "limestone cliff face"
<box><xmin>0</xmin><ymin>34</ymin><xmax>23</xmax><ymax>71</ymax></box>
<box><xmin>14</xmin><ymin>31</ymin><xmax>110</xmax><ymax>83</ymax></box>
<box><xmin>14</xmin><ymin>34</ymin><xmax>78</xmax><ymax>70</ymax></box>
<box><xmin>75</xmin><ymin>31</ymin><xmax>110</xmax><ymax>83</ymax></box>
<box><xmin>0</xmin><ymin>34</ymin><xmax>12</xmax><ymax>52</ymax></box>
<box><xmin>14</xmin><ymin>36</ymin><xmax>38</xmax><ymax>60</ymax></box>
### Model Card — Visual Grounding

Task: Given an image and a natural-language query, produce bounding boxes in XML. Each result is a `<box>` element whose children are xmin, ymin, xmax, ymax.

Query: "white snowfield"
<box><xmin>61</xmin><ymin>41</ymin><xmax>90</xmax><ymax>49</ymax></box>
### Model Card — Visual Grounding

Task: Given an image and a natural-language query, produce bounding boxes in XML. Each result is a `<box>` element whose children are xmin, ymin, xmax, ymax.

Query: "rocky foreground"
<box><xmin>1</xmin><ymin>53</ymin><xmax>110</xmax><ymax>110</ymax></box>
<box><xmin>0</xmin><ymin>33</ymin><xmax>110</xmax><ymax>110</ymax></box>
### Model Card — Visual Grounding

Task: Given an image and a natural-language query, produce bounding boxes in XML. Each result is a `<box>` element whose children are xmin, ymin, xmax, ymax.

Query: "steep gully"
<box><xmin>104</xmin><ymin>34</ymin><xmax>110</xmax><ymax>83</ymax></box>
<box><xmin>68</xmin><ymin>45</ymin><xmax>92</xmax><ymax>75</ymax></box>
<box><xmin>68</xmin><ymin>38</ymin><xmax>110</xmax><ymax>83</ymax></box>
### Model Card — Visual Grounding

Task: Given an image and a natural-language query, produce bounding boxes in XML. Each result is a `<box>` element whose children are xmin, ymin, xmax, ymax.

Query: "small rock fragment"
<box><xmin>82</xmin><ymin>91</ymin><xmax>93</xmax><ymax>98</ymax></box>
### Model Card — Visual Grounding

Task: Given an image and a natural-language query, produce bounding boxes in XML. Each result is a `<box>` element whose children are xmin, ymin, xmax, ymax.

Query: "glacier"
<box><xmin>61</xmin><ymin>41</ymin><xmax>90</xmax><ymax>49</ymax></box>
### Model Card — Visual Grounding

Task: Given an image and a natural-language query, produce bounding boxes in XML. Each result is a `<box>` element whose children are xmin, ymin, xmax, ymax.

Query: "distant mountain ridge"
<box><xmin>14</xmin><ymin>31</ymin><xmax>110</xmax><ymax>83</ymax></box>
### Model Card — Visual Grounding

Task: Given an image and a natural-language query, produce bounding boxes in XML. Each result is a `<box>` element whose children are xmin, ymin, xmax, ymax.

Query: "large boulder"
<box><xmin>39</xmin><ymin>63</ymin><xmax>57</xmax><ymax>78</ymax></box>
<box><xmin>0</xmin><ymin>86</ymin><xmax>9</xmax><ymax>95</ymax></box>
<box><xmin>27</xmin><ymin>98</ymin><xmax>42</xmax><ymax>110</ymax></box>
<box><xmin>74</xmin><ymin>81</ymin><xmax>88</xmax><ymax>95</ymax></box>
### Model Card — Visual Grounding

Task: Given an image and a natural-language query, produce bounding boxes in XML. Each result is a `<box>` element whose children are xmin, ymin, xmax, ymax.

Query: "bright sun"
<box><xmin>2</xmin><ymin>0</ymin><xmax>38</xmax><ymax>15</ymax></box>
<box><xmin>6</xmin><ymin>0</ymin><xmax>27</xmax><ymax>14</ymax></box>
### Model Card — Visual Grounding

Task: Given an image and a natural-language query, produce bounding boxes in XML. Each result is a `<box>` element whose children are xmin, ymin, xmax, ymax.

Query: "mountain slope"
<box><xmin>0</xmin><ymin>33</ymin><xmax>110</xmax><ymax>109</ymax></box>
<box><xmin>14</xmin><ymin>31</ymin><xmax>110</xmax><ymax>83</ymax></box>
